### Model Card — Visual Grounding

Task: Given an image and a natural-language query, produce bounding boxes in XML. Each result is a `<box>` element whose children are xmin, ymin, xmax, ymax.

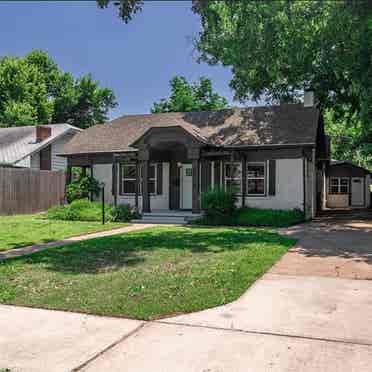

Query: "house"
<box><xmin>61</xmin><ymin>95</ymin><xmax>331</xmax><ymax>220</ymax></box>
<box><xmin>325</xmin><ymin>161</ymin><xmax>371</xmax><ymax>209</ymax></box>
<box><xmin>0</xmin><ymin>124</ymin><xmax>81</xmax><ymax>171</ymax></box>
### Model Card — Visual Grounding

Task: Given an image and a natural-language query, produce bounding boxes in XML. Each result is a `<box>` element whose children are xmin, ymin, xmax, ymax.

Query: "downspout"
<box><xmin>303</xmin><ymin>156</ymin><xmax>307</xmax><ymax>218</ymax></box>
<box><xmin>312</xmin><ymin>148</ymin><xmax>316</xmax><ymax>218</ymax></box>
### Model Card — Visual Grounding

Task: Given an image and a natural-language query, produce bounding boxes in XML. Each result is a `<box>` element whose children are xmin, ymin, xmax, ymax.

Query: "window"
<box><xmin>225</xmin><ymin>162</ymin><xmax>242</xmax><ymax>194</ymax></box>
<box><xmin>247</xmin><ymin>163</ymin><xmax>266</xmax><ymax>196</ymax></box>
<box><xmin>120</xmin><ymin>163</ymin><xmax>157</xmax><ymax>195</ymax></box>
<box><xmin>121</xmin><ymin>163</ymin><xmax>137</xmax><ymax>194</ymax></box>
<box><xmin>329</xmin><ymin>177</ymin><xmax>349</xmax><ymax>194</ymax></box>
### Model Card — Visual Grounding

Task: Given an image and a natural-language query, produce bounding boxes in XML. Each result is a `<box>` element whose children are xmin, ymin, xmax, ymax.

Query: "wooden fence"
<box><xmin>0</xmin><ymin>167</ymin><xmax>66</xmax><ymax>215</ymax></box>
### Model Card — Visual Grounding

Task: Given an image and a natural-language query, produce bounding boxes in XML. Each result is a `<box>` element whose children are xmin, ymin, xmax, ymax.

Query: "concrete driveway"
<box><xmin>1</xmin><ymin>213</ymin><xmax>372</xmax><ymax>372</ymax></box>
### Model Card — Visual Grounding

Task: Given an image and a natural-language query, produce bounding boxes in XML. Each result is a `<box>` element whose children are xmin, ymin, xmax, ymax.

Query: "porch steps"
<box><xmin>131</xmin><ymin>211</ymin><xmax>202</xmax><ymax>225</ymax></box>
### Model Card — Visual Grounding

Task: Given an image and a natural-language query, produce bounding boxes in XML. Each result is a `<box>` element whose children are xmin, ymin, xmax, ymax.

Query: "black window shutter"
<box><xmin>268</xmin><ymin>160</ymin><xmax>276</xmax><ymax>196</ymax></box>
<box><xmin>214</xmin><ymin>161</ymin><xmax>220</xmax><ymax>188</ymax></box>
<box><xmin>201</xmin><ymin>161</ymin><xmax>211</xmax><ymax>192</ymax></box>
<box><xmin>119</xmin><ymin>163</ymin><xmax>123</xmax><ymax>195</ymax></box>
<box><xmin>157</xmin><ymin>163</ymin><xmax>163</xmax><ymax>195</ymax></box>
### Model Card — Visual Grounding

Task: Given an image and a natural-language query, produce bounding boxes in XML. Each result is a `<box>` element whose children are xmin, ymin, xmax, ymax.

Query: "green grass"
<box><xmin>0</xmin><ymin>226</ymin><xmax>295</xmax><ymax>320</ymax></box>
<box><xmin>0</xmin><ymin>214</ymin><xmax>128</xmax><ymax>252</ymax></box>
<box><xmin>194</xmin><ymin>207</ymin><xmax>304</xmax><ymax>228</ymax></box>
<box><xmin>47</xmin><ymin>199</ymin><xmax>114</xmax><ymax>222</ymax></box>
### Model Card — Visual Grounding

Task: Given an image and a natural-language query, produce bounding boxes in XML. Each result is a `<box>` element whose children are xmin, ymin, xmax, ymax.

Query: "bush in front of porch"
<box><xmin>197</xmin><ymin>189</ymin><xmax>304</xmax><ymax>227</ymax></box>
<box><xmin>47</xmin><ymin>199</ymin><xmax>138</xmax><ymax>223</ymax></box>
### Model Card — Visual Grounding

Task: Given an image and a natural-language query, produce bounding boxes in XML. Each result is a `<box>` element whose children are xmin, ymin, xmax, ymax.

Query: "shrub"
<box><xmin>234</xmin><ymin>207</ymin><xmax>304</xmax><ymax>227</ymax></box>
<box><xmin>47</xmin><ymin>199</ymin><xmax>112</xmax><ymax>222</ymax></box>
<box><xmin>108</xmin><ymin>204</ymin><xmax>139</xmax><ymax>222</ymax></box>
<box><xmin>200</xmin><ymin>187</ymin><xmax>237</xmax><ymax>219</ymax></box>
<box><xmin>193</xmin><ymin>207</ymin><xmax>304</xmax><ymax>228</ymax></box>
<box><xmin>66</xmin><ymin>176</ymin><xmax>100</xmax><ymax>203</ymax></box>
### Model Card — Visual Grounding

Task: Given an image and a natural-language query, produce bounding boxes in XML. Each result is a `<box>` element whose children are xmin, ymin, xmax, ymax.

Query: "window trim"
<box><xmin>246</xmin><ymin>162</ymin><xmax>267</xmax><ymax>197</ymax></box>
<box><xmin>120</xmin><ymin>162</ymin><xmax>157</xmax><ymax>196</ymax></box>
<box><xmin>329</xmin><ymin>177</ymin><xmax>349</xmax><ymax>195</ymax></box>
<box><xmin>224</xmin><ymin>161</ymin><xmax>242</xmax><ymax>194</ymax></box>
<box><xmin>120</xmin><ymin>163</ymin><xmax>137</xmax><ymax>196</ymax></box>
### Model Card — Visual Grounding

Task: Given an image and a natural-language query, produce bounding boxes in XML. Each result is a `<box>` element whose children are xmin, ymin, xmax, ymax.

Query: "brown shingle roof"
<box><xmin>61</xmin><ymin>104</ymin><xmax>319</xmax><ymax>155</ymax></box>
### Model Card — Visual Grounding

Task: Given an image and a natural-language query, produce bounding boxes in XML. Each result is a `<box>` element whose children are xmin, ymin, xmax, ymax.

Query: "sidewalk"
<box><xmin>0</xmin><ymin>223</ymin><xmax>157</xmax><ymax>260</ymax></box>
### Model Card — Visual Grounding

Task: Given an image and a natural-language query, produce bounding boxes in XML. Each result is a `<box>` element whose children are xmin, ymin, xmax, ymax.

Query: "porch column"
<box><xmin>66</xmin><ymin>164</ymin><xmax>72</xmax><ymax>186</ymax></box>
<box><xmin>139</xmin><ymin>146</ymin><xmax>150</xmax><ymax>213</ymax></box>
<box><xmin>189</xmin><ymin>147</ymin><xmax>200</xmax><ymax>214</ymax></box>
<box><xmin>112</xmin><ymin>157</ymin><xmax>118</xmax><ymax>207</ymax></box>
<box><xmin>241</xmin><ymin>155</ymin><xmax>247</xmax><ymax>207</ymax></box>
<box><xmin>135</xmin><ymin>162</ymin><xmax>140</xmax><ymax>211</ymax></box>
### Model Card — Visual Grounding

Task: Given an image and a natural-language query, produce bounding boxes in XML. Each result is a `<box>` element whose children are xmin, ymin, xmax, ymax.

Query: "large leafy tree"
<box><xmin>98</xmin><ymin>0</ymin><xmax>372</xmax><ymax>167</ymax></box>
<box><xmin>194</xmin><ymin>1</ymin><xmax>372</xmax><ymax>166</ymax></box>
<box><xmin>0</xmin><ymin>50</ymin><xmax>117</xmax><ymax>128</ymax></box>
<box><xmin>151</xmin><ymin>76</ymin><xmax>228</xmax><ymax>113</ymax></box>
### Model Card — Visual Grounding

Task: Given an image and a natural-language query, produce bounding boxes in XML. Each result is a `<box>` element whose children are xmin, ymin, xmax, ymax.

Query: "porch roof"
<box><xmin>61</xmin><ymin>104</ymin><xmax>320</xmax><ymax>156</ymax></box>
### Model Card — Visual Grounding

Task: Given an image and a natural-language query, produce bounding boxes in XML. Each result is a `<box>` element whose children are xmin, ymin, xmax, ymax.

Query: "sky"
<box><xmin>0</xmin><ymin>0</ymin><xmax>251</xmax><ymax>119</ymax></box>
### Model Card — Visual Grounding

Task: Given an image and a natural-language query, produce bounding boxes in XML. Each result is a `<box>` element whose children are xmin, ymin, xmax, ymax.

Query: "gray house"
<box><xmin>0</xmin><ymin>124</ymin><xmax>81</xmax><ymax>170</ymax></box>
<box><xmin>61</xmin><ymin>100</ymin><xmax>330</xmax><ymax>220</ymax></box>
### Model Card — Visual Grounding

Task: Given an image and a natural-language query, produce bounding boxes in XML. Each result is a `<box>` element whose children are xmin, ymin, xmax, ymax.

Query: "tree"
<box><xmin>97</xmin><ymin>0</ymin><xmax>144</xmax><ymax>23</ymax></box>
<box><xmin>193</xmin><ymin>1</ymin><xmax>372</xmax><ymax>164</ymax></box>
<box><xmin>0</xmin><ymin>50</ymin><xmax>117</xmax><ymax>128</ymax></box>
<box><xmin>325</xmin><ymin>110</ymin><xmax>372</xmax><ymax>169</ymax></box>
<box><xmin>151</xmin><ymin>76</ymin><xmax>228</xmax><ymax>113</ymax></box>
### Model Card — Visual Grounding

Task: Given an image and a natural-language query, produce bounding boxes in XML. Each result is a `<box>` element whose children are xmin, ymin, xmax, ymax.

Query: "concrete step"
<box><xmin>131</xmin><ymin>218</ymin><xmax>187</xmax><ymax>225</ymax></box>
<box><xmin>132</xmin><ymin>210</ymin><xmax>203</xmax><ymax>225</ymax></box>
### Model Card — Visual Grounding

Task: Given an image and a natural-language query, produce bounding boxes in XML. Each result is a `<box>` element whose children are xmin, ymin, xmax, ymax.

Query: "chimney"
<box><xmin>36</xmin><ymin>126</ymin><xmax>52</xmax><ymax>142</ymax></box>
<box><xmin>303</xmin><ymin>90</ymin><xmax>315</xmax><ymax>107</ymax></box>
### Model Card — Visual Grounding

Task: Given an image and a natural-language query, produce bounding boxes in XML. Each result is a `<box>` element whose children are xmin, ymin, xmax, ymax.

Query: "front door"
<box><xmin>181</xmin><ymin>163</ymin><xmax>193</xmax><ymax>209</ymax></box>
<box><xmin>351</xmin><ymin>177</ymin><xmax>364</xmax><ymax>206</ymax></box>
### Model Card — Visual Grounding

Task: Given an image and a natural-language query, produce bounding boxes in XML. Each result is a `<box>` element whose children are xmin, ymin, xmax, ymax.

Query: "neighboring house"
<box><xmin>0</xmin><ymin>124</ymin><xmax>81</xmax><ymax>171</ymax></box>
<box><xmin>61</xmin><ymin>94</ymin><xmax>331</xmax><ymax>220</ymax></box>
<box><xmin>325</xmin><ymin>161</ymin><xmax>371</xmax><ymax>209</ymax></box>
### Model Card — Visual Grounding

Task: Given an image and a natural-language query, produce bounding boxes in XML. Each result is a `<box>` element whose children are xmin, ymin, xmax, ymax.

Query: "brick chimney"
<box><xmin>36</xmin><ymin>126</ymin><xmax>52</xmax><ymax>142</ymax></box>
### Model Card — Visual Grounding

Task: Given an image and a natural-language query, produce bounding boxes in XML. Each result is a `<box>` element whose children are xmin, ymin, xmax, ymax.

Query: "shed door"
<box><xmin>351</xmin><ymin>177</ymin><xmax>364</xmax><ymax>206</ymax></box>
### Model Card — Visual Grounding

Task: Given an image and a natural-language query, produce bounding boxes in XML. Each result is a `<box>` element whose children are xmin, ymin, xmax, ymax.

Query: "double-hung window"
<box><xmin>120</xmin><ymin>163</ymin><xmax>157</xmax><ymax>195</ymax></box>
<box><xmin>247</xmin><ymin>163</ymin><xmax>266</xmax><ymax>196</ymax></box>
<box><xmin>329</xmin><ymin>177</ymin><xmax>349</xmax><ymax>194</ymax></box>
<box><xmin>121</xmin><ymin>163</ymin><xmax>137</xmax><ymax>194</ymax></box>
<box><xmin>225</xmin><ymin>162</ymin><xmax>242</xmax><ymax>194</ymax></box>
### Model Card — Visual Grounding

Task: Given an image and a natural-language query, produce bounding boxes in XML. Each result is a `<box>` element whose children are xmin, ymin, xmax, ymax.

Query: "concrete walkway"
<box><xmin>1</xmin><ymin>214</ymin><xmax>372</xmax><ymax>371</ymax></box>
<box><xmin>0</xmin><ymin>223</ymin><xmax>157</xmax><ymax>260</ymax></box>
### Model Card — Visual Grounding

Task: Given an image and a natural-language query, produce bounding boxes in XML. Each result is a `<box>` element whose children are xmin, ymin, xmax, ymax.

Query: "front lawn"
<box><xmin>0</xmin><ymin>214</ymin><xmax>127</xmax><ymax>252</ymax></box>
<box><xmin>0</xmin><ymin>226</ymin><xmax>295</xmax><ymax>320</ymax></box>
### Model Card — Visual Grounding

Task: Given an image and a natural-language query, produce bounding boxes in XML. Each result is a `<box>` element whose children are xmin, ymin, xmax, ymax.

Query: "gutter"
<box><xmin>58</xmin><ymin>143</ymin><xmax>316</xmax><ymax>157</ymax></box>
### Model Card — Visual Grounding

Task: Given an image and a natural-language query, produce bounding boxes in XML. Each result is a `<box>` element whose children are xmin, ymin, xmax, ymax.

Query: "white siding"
<box><xmin>93</xmin><ymin>159</ymin><xmax>305</xmax><ymax>212</ymax></box>
<box><xmin>14</xmin><ymin>156</ymin><xmax>31</xmax><ymax>168</ymax></box>
<box><xmin>92</xmin><ymin>162</ymin><xmax>170</xmax><ymax>210</ymax></box>
<box><xmin>51</xmin><ymin>133</ymin><xmax>75</xmax><ymax>171</ymax></box>
<box><xmin>240</xmin><ymin>158</ymin><xmax>304</xmax><ymax>211</ymax></box>
<box><xmin>30</xmin><ymin>153</ymin><xmax>40</xmax><ymax>169</ymax></box>
<box><xmin>366</xmin><ymin>174</ymin><xmax>371</xmax><ymax>208</ymax></box>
